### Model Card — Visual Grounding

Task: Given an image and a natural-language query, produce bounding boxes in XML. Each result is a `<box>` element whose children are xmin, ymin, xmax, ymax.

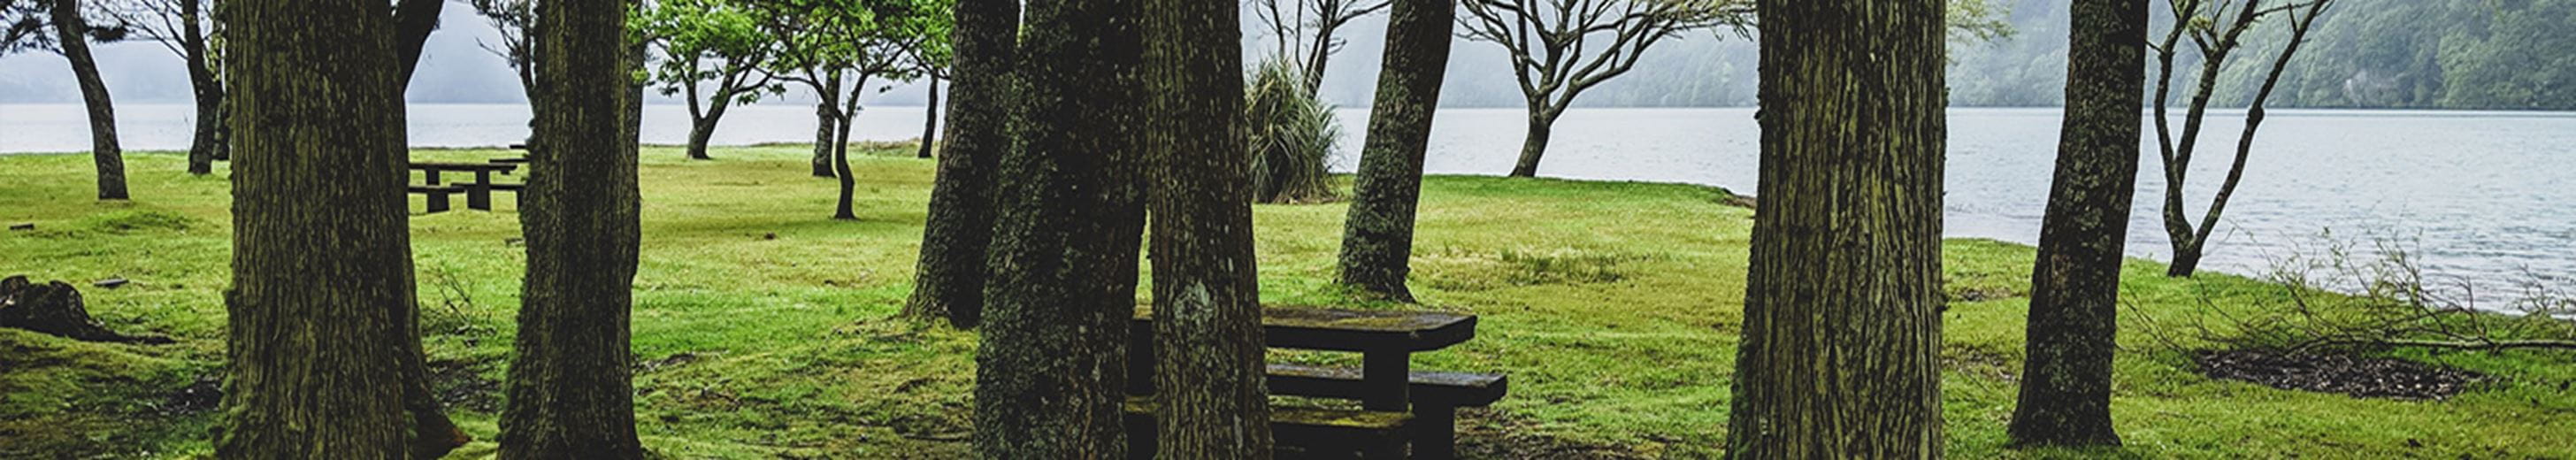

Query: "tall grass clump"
<box><xmin>1244</xmin><ymin>58</ymin><xmax>1340</xmax><ymax>203</ymax></box>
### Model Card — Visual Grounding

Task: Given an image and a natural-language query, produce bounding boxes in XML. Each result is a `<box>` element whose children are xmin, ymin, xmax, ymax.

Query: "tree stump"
<box><xmin>0</xmin><ymin>275</ymin><xmax>172</xmax><ymax>344</ymax></box>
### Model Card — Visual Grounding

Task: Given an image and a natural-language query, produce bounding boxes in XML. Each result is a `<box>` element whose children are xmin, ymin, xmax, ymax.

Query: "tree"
<box><xmin>465</xmin><ymin>0</ymin><xmax>535</xmax><ymax>100</ymax></box>
<box><xmin>1142</xmin><ymin>0</ymin><xmax>1271</xmax><ymax>456</ymax></box>
<box><xmin>639</xmin><ymin>0</ymin><xmax>778</xmax><ymax>160</ymax></box>
<box><xmin>115</xmin><ymin>0</ymin><xmax>224</xmax><ymax>175</ymax></box>
<box><xmin>48</xmin><ymin>0</ymin><xmax>127</xmax><ymax>200</ymax></box>
<box><xmin>1723</xmin><ymin>0</ymin><xmax>1948</xmax><ymax>456</ymax></box>
<box><xmin>1251</xmin><ymin>0</ymin><xmax>1387</xmax><ymax>88</ymax></box>
<box><xmin>218</xmin><ymin>0</ymin><xmax>418</xmax><ymax>456</ymax></box>
<box><xmin>497</xmin><ymin>0</ymin><xmax>647</xmax><ymax>456</ymax></box>
<box><xmin>908</xmin><ymin>43</ymin><xmax>949</xmax><ymax>159</ymax></box>
<box><xmin>755</xmin><ymin>0</ymin><xmax>943</xmax><ymax>207</ymax></box>
<box><xmin>972</xmin><ymin>0</ymin><xmax>1145</xmax><ymax>455</ymax></box>
<box><xmin>392</xmin><ymin>0</ymin><xmax>441</xmax><ymax>86</ymax></box>
<box><xmin>2151</xmin><ymin>0</ymin><xmax>2333</xmax><ymax>277</ymax></box>
<box><xmin>2007</xmin><ymin>0</ymin><xmax>2145</xmax><ymax>448</ymax></box>
<box><xmin>1334</xmin><ymin>0</ymin><xmax>1453</xmax><ymax>303</ymax></box>
<box><xmin>901</xmin><ymin>0</ymin><xmax>1013</xmax><ymax>327</ymax></box>
<box><xmin>1458</xmin><ymin>0</ymin><xmax>1746</xmax><ymax>178</ymax></box>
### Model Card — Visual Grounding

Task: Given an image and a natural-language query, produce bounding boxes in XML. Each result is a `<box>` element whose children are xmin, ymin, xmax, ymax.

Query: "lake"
<box><xmin>4</xmin><ymin>103</ymin><xmax>2570</xmax><ymax>300</ymax></box>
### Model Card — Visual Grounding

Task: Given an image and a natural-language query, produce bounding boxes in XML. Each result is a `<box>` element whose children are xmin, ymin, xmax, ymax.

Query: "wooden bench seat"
<box><xmin>1269</xmin><ymin>364</ymin><xmax>1505</xmax><ymax>458</ymax></box>
<box><xmin>1123</xmin><ymin>396</ymin><xmax>1411</xmax><ymax>459</ymax></box>
<box><xmin>408</xmin><ymin>185</ymin><xmax>466</xmax><ymax>213</ymax></box>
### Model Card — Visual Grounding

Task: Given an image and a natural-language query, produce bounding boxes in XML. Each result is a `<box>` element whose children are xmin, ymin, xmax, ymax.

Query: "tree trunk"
<box><xmin>903</xmin><ymin>0</ymin><xmax>1019</xmax><ymax>327</ymax></box>
<box><xmin>1725</xmin><ymin>0</ymin><xmax>1949</xmax><ymax>457</ymax></box>
<box><xmin>2165</xmin><ymin>242</ymin><xmax>2203</xmax><ymax>277</ymax></box>
<box><xmin>2007</xmin><ymin>0</ymin><xmax>2144</xmax><ymax>448</ymax></box>
<box><xmin>1336</xmin><ymin>0</ymin><xmax>1454</xmax><ymax>303</ymax></box>
<box><xmin>832</xmin><ymin>78</ymin><xmax>861</xmax><ymax>220</ymax></box>
<box><xmin>52</xmin><ymin>0</ymin><xmax>126</xmax><ymax>201</ymax></box>
<box><xmin>1143</xmin><ymin>0</ymin><xmax>1271</xmax><ymax>456</ymax></box>
<box><xmin>218</xmin><ymin>0</ymin><xmax>418</xmax><ymax>456</ymax></box>
<box><xmin>391</xmin><ymin>0</ymin><xmax>443</xmax><ymax>87</ymax></box>
<box><xmin>916</xmin><ymin>78</ymin><xmax>939</xmax><ymax>158</ymax></box>
<box><xmin>181</xmin><ymin>0</ymin><xmax>220</xmax><ymax>176</ymax></box>
<box><xmin>1506</xmin><ymin>110</ymin><xmax>1554</xmax><ymax>178</ymax></box>
<box><xmin>686</xmin><ymin>91</ymin><xmax>732</xmax><ymax>160</ymax></box>
<box><xmin>811</xmin><ymin>73</ymin><xmax>844</xmax><ymax>178</ymax></box>
<box><xmin>974</xmin><ymin>0</ymin><xmax>1146</xmax><ymax>456</ymax></box>
<box><xmin>498</xmin><ymin>0</ymin><xmax>646</xmax><ymax>456</ymax></box>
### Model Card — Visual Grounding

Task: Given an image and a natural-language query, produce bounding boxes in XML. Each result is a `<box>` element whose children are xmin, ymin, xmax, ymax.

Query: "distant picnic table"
<box><xmin>1127</xmin><ymin>305</ymin><xmax>1507</xmax><ymax>459</ymax></box>
<box><xmin>408</xmin><ymin>162</ymin><xmax>521</xmax><ymax>213</ymax></box>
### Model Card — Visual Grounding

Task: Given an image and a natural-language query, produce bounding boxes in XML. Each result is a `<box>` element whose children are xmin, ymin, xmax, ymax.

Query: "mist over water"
<box><xmin>5</xmin><ymin>103</ymin><xmax>2570</xmax><ymax>297</ymax></box>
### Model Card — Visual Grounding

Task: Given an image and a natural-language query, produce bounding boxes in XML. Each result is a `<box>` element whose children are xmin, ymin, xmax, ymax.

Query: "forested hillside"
<box><xmin>1414</xmin><ymin>0</ymin><xmax>2576</xmax><ymax>110</ymax></box>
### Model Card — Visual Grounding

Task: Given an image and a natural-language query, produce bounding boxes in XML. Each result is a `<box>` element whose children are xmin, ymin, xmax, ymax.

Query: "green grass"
<box><xmin>1</xmin><ymin>146</ymin><xmax>2569</xmax><ymax>458</ymax></box>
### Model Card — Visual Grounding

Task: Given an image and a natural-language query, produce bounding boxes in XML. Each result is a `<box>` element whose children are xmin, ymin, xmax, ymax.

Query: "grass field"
<box><xmin>1</xmin><ymin>146</ymin><xmax>2570</xmax><ymax>458</ymax></box>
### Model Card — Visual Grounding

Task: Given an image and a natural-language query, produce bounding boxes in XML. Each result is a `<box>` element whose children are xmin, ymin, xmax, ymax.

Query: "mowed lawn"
<box><xmin>1</xmin><ymin>146</ymin><xmax>2570</xmax><ymax>458</ymax></box>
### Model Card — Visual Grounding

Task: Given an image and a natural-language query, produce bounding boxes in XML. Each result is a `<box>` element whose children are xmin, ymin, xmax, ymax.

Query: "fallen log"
<box><xmin>0</xmin><ymin>275</ymin><xmax>173</xmax><ymax>344</ymax></box>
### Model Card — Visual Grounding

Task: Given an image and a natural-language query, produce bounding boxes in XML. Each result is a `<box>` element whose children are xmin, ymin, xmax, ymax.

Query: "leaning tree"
<box><xmin>638</xmin><ymin>0</ymin><xmax>779</xmax><ymax>160</ymax></box>
<box><xmin>2009</xmin><ymin>0</ymin><xmax>2148</xmax><ymax>448</ymax></box>
<box><xmin>1334</xmin><ymin>0</ymin><xmax>1455</xmax><ymax>302</ymax></box>
<box><xmin>39</xmin><ymin>0</ymin><xmax>128</xmax><ymax>199</ymax></box>
<box><xmin>1724</xmin><ymin>0</ymin><xmax>1949</xmax><ymax>456</ymax></box>
<box><xmin>2152</xmin><ymin>0</ymin><xmax>2334</xmax><ymax>277</ymax></box>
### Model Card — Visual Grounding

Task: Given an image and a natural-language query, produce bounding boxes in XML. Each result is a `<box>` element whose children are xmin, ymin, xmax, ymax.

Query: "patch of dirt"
<box><xmin>1454</xmin><ymin>408</ymin><xmax>1653</xmax><ymax>459</ymax></box>
<box><xmin>2196</xmin><ymin>349</ymin><xmax>2484</xmax><ymax>400</ymax></box>
<box><xmin>153</xmin><ymin>374</ymin><xmax>223</xmax><ymax>417</ymax></box>
<box><xmin>428</xmin><ymin>357</ymin><xmax>504</xmax><ymax>412</ymax></box>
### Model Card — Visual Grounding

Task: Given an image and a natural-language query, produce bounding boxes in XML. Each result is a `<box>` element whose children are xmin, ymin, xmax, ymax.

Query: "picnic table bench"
<box><xmin>1128</xmin><ymin>305</ymin><xmax>1506</xmax><ymax>459</ymax></box>
<box><xmin>408</xmin><ymin>162</ymin><xmax>521</xmax><ymax>213</ymax></box>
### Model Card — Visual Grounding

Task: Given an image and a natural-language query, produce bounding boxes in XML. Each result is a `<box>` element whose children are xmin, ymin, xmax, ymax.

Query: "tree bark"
<box><xmin>218</xmin><ymin>0</ymin><xmax>418</xmax><ymax>456</ymax></box>
<box><xmin>180</xmin><ymin>0</ymin><xmax>222</xmax><ymax>176</ymax></box>
<box><xmin>1506</xmin><ymin>109</ymin><xmax>1555</xmax><ymax>178</ymax></box>
<box><xmin>2008</xmin><ymin>0</ymin><xmax>2144</xmax><ymax>448</ymax></box>
<box><xmin>1725</xmin><ymin>0</ymin><xmax>1948</xmax><ymax>457</ymax></box>
<box><xmin>1144</xmin><ymin>0</ymin><xmax>1272</xmax><ymax>456</ymax></box>
<box><xmin>916</xmin><ymin>77</ymin><xmax>939</xmax><ymax>158</ymax></box>
<box><xmin>51</xmin><ymin>0</ymin><xmax>126</xmax><ymax>200</ymax></box>
<box><xmin>810</xmin><ymin>73</ymin><xmax>844</xmax><ymax>178</ymax></box>
<box><xmin>973</xmin><ymin>0</ymin><xmax>1146</xmax><ymax>456</ymax></box>
<box><xmin>903</xmin><ymin>0</ymin><xmax>1019</xmax><ymax>327</ymax></box>
<box><xmin>686</xmin><ymin>95</ymin><xmax>732</xmax><ymax>160</ymax></box>
<box><xmin>1336</xmin><ymin>0</ymin><xmax>1453</xmax><ymax>303</ymax></box>
<box><xmin>497</xmin><ymin>0</ymin><xmax>646</xmax><ymax>456</ymax></box>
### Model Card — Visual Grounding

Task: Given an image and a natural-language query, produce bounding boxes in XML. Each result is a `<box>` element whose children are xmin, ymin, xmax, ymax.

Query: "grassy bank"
<box><xmin>1</xmin><ymin>147</ymin><xmax>2569</xmax><ymax>458</ymax></box>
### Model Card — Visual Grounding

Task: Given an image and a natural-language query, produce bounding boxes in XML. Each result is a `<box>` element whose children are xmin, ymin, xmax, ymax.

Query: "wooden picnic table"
<box><xmin>409</xmin><ymin>162</ymin><xmax>520</xmax><ymax>211</ymax></box>
<box><xmin>1129</xmin><ymin>305</ymin><xmax>1499</xmax><ymax>458</ymax></box>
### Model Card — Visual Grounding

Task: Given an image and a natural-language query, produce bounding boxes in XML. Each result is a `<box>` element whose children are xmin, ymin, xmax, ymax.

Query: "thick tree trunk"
<box><xmin>2007</xmin><ymin>0</ymin><xmax>2144</xmax><ymax>448</ymax></box>
<box><xmin>181</xmin><ymin>0</ymin><xmax>220</xmax><ymax>176</ymax></box>
<box><xmin>903</xmin><ymin>0</ymin><xmax>1019</xmax><ymax>327</ymax></box>
<box><xmin>1143</xmin><ymin>0</ymin><xmax>1271</xmax><ymax>456</ymax></box>
<box><xmin>810</xmin><ymin>73</ymin><xmax>844</xmax><ymax>178</ymax></box>
<box><xmin>1506</xmin><ymin>110</ymin><xmax>1554</xmax><ymax>178</ymax></box>
<box><xmin>1336</xmin><ymin>0</ymin><xmax>1454</xmax><ymax>303</ymax></box>
<box><xmin>916</xmin><ymin>78</ymin><xmax>939</xmax><ymax>158</ymax></box>
<box><xmin>498</xmin><ymin>0</ymin><xmax>646</xmax><ymax>457</ymax></box>
<box><xmin>1725</xmin><ymin>1</ymin><xmax>1949</xmax><ymax>457</ymax></box>
<box><xmin>218</xmin><ymin>0</ymin><xmax>418</xmax><ymax>456</ymax></box>
<box><xmin>973</xmin><ymin>0</ymin><xmax>1146</xmax><ymax>456</ymax></box>
<box><xmin>52</xmin><ymin>0</ymin><xmax>126</xmax><ymax>201</ymax></box>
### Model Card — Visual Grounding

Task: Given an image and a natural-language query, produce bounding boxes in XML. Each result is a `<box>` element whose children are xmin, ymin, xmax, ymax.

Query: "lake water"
<box><xmin>4</xmin><ymin>104</ymin><xmax>2571</xmax><ymax>299</ymax></box>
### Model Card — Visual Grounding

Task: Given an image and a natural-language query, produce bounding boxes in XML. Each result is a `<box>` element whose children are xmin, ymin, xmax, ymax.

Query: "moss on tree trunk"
<box><xmin>218</xmin><ymin>0</ymin><xmax>419</xmax><ymax>456</ymax></box>
<box><xmin>2008</xmin><ymin>0</ymin><xmax>2145</xmax><ymax>448</ymax></box>
<box><xmin>973</xmin><ymin>0</ymin><xmax>1146</xmax><ymax>456</ymax></box>
<box><xmin>903</xmin><ymin>0</ymin><xmax>1019</xmax><ymax>327</ymax></box>
<box><xmin>1724</xmin><ymin>1</ymin><xmax>1949</xmax><ymax>457</ymax></box>
<box><xmin>1335</xmin><ymin>0</ymin><xmax>1455</xmax><ymax>303</ymax></box>
<box><xmin>497</xmin><ymin>0</ymin><xmax>646</xmax><ymax>456</ymax></box>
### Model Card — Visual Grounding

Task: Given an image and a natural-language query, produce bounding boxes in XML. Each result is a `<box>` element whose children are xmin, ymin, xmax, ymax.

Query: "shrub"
<box><xmin>1242</xmin><ymin>58</ymin><xmax>1340</xmax><ymax>203</ymax></box>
